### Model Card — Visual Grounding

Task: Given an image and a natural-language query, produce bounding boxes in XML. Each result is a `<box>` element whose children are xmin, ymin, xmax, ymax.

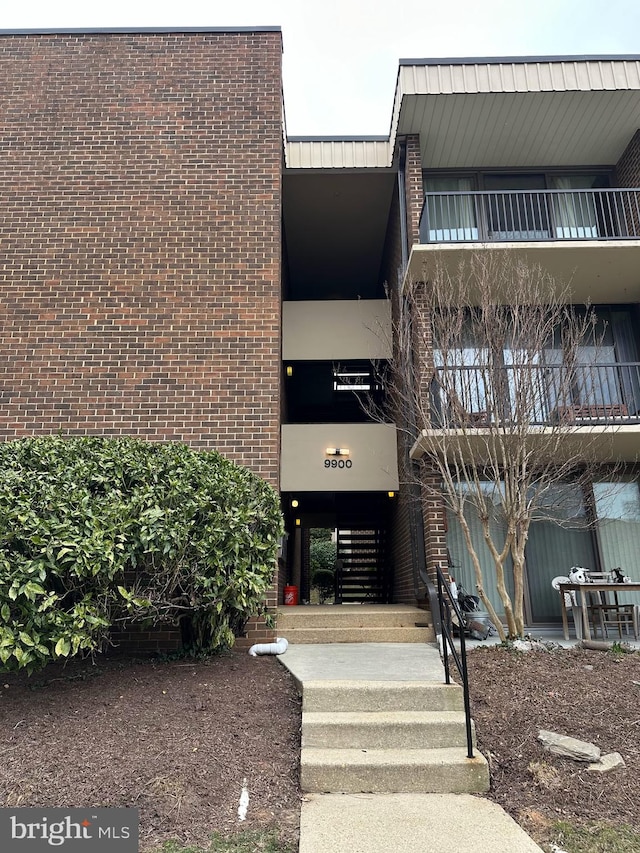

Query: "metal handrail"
<box><xmin>435</xmin><ymin>564</ymin><xmax>475</xmax><ymax>759</ymax></box>
<box><xmin>419</xmin><ymin>187</ymin><xmax>640</xmax><ymax>243</ymax></box>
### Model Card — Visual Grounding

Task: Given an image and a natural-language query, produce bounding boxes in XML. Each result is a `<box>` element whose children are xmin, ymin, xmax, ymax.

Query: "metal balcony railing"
<box><xmin>419</xmin><ymin>188</ymin><xmax>640</xmax><ymax>244</ymax></box>
<box><xmin>430</xmin><ymin>362</ymin><xmax>640</xmax><ymax>428</ymax></box>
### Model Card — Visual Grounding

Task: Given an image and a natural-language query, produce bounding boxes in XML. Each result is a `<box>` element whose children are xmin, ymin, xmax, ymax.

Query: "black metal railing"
<box><xmin>419</xmin><ymin>188</ymin><xmax>640</xmax><ymax>244</ymax></box>
<box><xmin>435</xmin><ymin>564</ymin><xmax>474</xmax><ymax>759</ymax></box>
<box><xmin>430</xmin><ymin>362</ymin><xmax>640</xmax><ymax>428</ymax></box>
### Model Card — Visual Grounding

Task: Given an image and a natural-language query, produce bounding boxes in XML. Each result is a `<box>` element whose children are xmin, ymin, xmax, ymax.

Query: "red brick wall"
<box><xmin>0</xmin><ymin>30</ymin><xmax>283</xmax><ymax>649</ymax></box>
<box><xmin>0</xmin><ymin>31</ymin><xmax>282</xmax><ymax>486</ymax></box>
<box><xmin>615</xmin><ymin>129</ymin><xmax>640</xmax><ymax>187</ymax></box>
<box><xmin>111</xmin><ymin>625</ymin><xmax>183</xmax><ymax>655</ymax></box>
<box><xmin>615</xmin><ymin>129</ymin><xmax>640</xmax><ymax>235</ymax></box>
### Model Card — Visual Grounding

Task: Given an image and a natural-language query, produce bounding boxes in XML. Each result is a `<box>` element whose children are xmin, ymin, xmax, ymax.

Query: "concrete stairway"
<box><xmin>276</xmin><ymin>604</ymin><xmax>434</xmax><ymax>644</ymax></box>
<box><xmin>299</xmin><ymin>678</ymin><xmax>489</xmax><ymax>794</ymax></box>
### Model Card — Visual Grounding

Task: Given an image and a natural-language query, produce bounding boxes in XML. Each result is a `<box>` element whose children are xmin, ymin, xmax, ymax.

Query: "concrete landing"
<box><xmin>282</xmin><ymin>641</ymin><xmax>445</xmax><ymax>683</ymax></box>
<box><xmin>299</xmin><ymin>793</ymin><xmax>544</xmax><ymax>853</ymax></box>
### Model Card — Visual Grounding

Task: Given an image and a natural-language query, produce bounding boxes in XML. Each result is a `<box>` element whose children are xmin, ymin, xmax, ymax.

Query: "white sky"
<box><xmin>1</xmin><ymin>0</ymin><xmax>639</xmax><ymax>135</ymax></box>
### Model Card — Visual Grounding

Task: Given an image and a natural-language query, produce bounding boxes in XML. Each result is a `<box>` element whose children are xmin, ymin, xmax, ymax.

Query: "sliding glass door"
<box><xmin>593</xmin><ymin>482</ymin><xmax>640</xmax><ymax>605</ymax></box>
<box><xmin>550</xmin><ymin>175</ymin><xmax>599</xmax><ymax>238</ymax></box>
<box><xmin>483</xmin><ymin>174</ymin><xmax>551</xmax><ymax>240</ymax></box>
<box><xmin>525</xmin><ymin>485</ymin><xmax>596</xmax><ymax>623</ymax></box>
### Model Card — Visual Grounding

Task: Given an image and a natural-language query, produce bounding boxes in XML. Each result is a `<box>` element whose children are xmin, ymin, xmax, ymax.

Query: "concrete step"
<box><xmin>277</xmin><ymin>605</ymin><xmax>430</xmax><ymax>630</ymax></box>
<box><xmin>300</xmin><ymin>746</ymin><xmax>490</xmax><ymax>794</ymax></box>
<box><xmin>302</xmin><ymin>680</ymin><xmax>464</xmax><ymax>713</ymax></box>
<box><xmin>302</xmin><ymin>710</ymin><xmax>474</xmax><ymax>750</ymax></box>
<box><xmin>282</xmin><ymin>626</ymin><xmax>434</xmax><ymax>644</ymax></box>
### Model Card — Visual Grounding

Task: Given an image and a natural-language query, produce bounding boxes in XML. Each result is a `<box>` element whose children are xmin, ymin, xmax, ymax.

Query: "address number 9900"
<box><xmin>324</xmin><ymin>459</ymin><xmax>352</xmax><ymax>469</ymax></box>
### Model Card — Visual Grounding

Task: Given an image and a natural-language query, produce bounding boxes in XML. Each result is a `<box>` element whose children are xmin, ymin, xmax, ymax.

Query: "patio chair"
<box><xmin>551</xmin><ymin>576</ymin><xmax>582</xmax><ymax>640</ymax></box>
<box><xmin>584</xmin><ymin>570</ymin><xmax>637</xmax><ymax>640</ymax></box>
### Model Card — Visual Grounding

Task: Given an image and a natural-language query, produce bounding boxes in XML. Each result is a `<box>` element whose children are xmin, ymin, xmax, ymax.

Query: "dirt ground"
<box><xmin>2</xmin><ymin>641</ymin><xmax>639</xmax><ymax>852</ymax></box>
<box><xmin>0</xmin><ymin>650</ymin><xmax>302</xmax><ymax>851</ymax></box>
<box><xmin>467</xmin><ymin>644</ymin><xmax>640</xmax><ymax>845</ymax></box>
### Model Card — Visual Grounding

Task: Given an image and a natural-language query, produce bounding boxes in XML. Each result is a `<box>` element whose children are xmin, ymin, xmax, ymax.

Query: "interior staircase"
<box><xmin>335</xmin><ymin>527</ymin><xmax>389</xmax><ymax>603</ymax></box>
<box><xmin>276</xmin><ymin>604</ymin><xmax>434</xmax><ymax>644</ymax></box>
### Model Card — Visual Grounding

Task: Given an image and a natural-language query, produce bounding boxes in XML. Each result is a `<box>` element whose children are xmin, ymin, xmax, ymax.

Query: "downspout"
<box><xmin>397</xmin><ymin>141</ymin><xmax>409</xmax><ymax>272</ymax></box>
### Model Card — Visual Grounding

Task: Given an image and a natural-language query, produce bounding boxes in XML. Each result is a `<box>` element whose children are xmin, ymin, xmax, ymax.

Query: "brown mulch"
<box><xmin>0</xmin><ymin>650</ymin><xmax>302</xmax><ymax>851</ymax></box>
<box><xmin>3</xmin><ymin>640</ymin><xmax>639</xmax><ymax>852</ymax></box>
<box><xmin>467</xmin><ymin>644</ymin><xmax>640</xmax><ymax>842</ymax></box>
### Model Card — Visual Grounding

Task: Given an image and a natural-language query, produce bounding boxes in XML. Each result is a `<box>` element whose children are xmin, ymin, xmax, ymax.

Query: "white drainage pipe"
<box><xmin>237</xmin><ymin>778</ymin><xmax>249</xmax><ymax>821</ymax></box>
<box><xmin>248</xmin><ymin>637</ymin><xmax>288</xmax><ymax>657</ymax></box>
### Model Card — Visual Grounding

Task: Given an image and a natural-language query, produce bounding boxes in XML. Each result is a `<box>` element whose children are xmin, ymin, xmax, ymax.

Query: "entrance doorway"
<box><xmin>283</xmin><ymin>491</ymin><xmax>394</xmax><ymax>605</ymax></box>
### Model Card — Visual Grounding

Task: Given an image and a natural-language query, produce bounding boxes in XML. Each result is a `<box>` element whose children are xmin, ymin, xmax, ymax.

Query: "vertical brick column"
<box><xmin>615</xmin><ymin>129</ymin><xmax>640</xmax><ymax>235</ymax></box>
<box><xmin>410</xmin><ymin>280</ymin><xmax>435</xmax><ymax>430</ymax></box>
<box><xmin>411</xmin><ymin>272</ymin><xmax>448</xmax><ymax>586</ymax></box>
<box><xmin>615</xmin><ymin>129</ymin><xmax>640</xmax><ymax>186</ymax></box>
<box><xmin>420</xmin><ymin>462</ymin><xmax>449</xmax><ymax>583</ymax></box>
<box><xmin>404</xmin><ymin>134</ymin><xmax>424</xmax><ymax>247</ymax></box>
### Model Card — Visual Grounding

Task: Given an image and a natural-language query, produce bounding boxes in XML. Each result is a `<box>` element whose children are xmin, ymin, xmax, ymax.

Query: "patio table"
<box><xmin>558</xmin><ymin>581</ymin><xmax>640</xmax><ymax>641</ymax></box>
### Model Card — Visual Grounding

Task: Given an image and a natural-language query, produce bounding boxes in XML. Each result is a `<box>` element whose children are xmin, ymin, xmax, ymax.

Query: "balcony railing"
<box><xmin>430</xmin><ymin>362</ymin><xmax>640</xmax><ymax>428</ymax></box>
<box><xmin>419</xmin><ymin>188</ymin><xmax>640</xmax><ymax>244</ymax></box>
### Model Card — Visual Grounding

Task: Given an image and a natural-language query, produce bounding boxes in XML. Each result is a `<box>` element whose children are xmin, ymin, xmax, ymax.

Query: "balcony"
<box><xmin>409</xmin><ymin>189</ymin><xmax>640</xmax><ymax>304</ymax></box>
<box><xmin>412</xmin><ymin>361</ymin><xmax>640</xmax><ymax>463</ymax></box>
<box><xmin>419</xmin><ymin>188</ymin><xmax>640</xmax><ymax>244</ymax></box>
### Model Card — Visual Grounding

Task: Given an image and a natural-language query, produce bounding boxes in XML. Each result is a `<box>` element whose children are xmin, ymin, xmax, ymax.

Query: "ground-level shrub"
<box><xmin>0</xmin><ymin>436</ymin><xmax>283</xmax><ymax>672</ymax></box>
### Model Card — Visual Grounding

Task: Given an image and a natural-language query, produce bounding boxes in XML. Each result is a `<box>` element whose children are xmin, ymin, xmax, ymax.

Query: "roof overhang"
<box><xmin>391</xmin><ymin>57</ymin><xmax>640</xmax><ymax>168</ymax></box>
<box><xmin>285</xmin><ymin>137</ymin><xmax>392</xmax><ymax>169</ymax></box>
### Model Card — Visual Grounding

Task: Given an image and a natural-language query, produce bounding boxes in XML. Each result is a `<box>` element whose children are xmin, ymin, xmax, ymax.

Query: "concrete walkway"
<box><xmin>298</xmin><ymin>793</ymin><xmax>543</xmax><ymax>853</ymax></box>
<box><xmin>279</xmin><ymin>643</ymin><xmax>544</xmax><ymax>853</ymax></box>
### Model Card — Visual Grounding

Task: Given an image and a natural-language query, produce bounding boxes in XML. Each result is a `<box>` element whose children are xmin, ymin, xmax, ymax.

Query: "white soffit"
<box><xmin>392</xmin><ymin>58</ymin><xmax>640</xmax><ymax>168</ymax></box>
<box><xmin>286</xmin><ymin>138</ymin><xmax>392</xmax><ymax>169</ymax></box>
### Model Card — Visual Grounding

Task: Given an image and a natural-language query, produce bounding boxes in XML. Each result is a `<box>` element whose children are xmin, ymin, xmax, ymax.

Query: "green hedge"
<box><xmin>0</xmin><ymin>436</ymin><xmax>284</xmax><ymax>672</ymax></box>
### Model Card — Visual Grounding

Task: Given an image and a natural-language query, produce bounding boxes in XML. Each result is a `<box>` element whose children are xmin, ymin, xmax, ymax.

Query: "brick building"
<box><xmin>2</xmin><ymin>29</ymin><xmax>640</xmax><ymax>640</ymax></box>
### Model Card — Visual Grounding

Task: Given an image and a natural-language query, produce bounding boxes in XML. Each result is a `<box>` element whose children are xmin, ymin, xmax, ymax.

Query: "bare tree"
<box><xmin>388</xmin><ymin>250</ymin><xmax>622</xmax><ymax>639</ymax></box>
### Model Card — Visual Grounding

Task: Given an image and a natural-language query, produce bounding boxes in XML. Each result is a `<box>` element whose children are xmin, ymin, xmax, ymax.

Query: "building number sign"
<box><xmin>324</xmin><ymin>458</ymin><xmax>353</xmax><ymax>469</ymax></box>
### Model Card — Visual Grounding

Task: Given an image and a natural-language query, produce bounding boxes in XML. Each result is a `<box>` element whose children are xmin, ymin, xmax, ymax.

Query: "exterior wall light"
<box><xmin>295</xmin><ymin>518</ymin><xmax>301</xmax><ymax>526</ymax></box>
<box><xmin>388</xmin><ymin>491</ymin><xmax>395</xmax><ymax>498</ymax></box>
<box><xmin>325</xmin><ymin>447</ymin><xmax>350</xmax><ymax>456</ymax></box>
<box><xmin>291</xmin><ymin>499</ymin><xmax>299</xmax><ymax>508</ymax></box>
<box><xmin>286</xmin><ymin>365</ymin><xmax>293</xmax><ymax>377</ymax></box>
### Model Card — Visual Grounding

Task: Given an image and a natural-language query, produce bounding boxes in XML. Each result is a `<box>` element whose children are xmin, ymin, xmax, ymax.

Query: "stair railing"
<box><xmin>435</xmin><ymin>564</ymin><xmax>475</xmax><ymax>759</ymax></box>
